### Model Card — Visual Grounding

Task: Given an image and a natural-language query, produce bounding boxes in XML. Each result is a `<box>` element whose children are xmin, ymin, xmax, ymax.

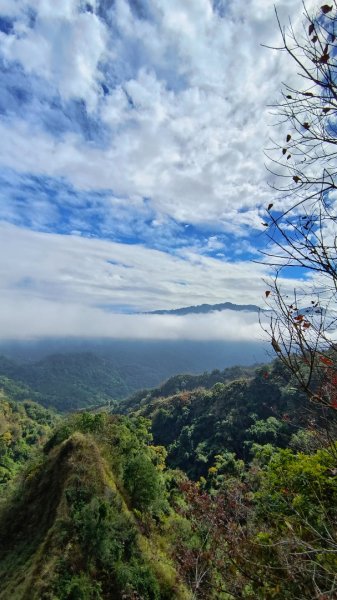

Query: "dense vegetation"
<box><xmin>0</xmin><ymin>412</ymin><xmax>190</xmax><ymax>600</ymax></box>
<box><xmin>0</xmin><ymin>353</ymin><xmax>260</xmax><ymax>413</ymax></box>
<box><xmin>119</xmin><ymin>360</ymin><xmax>319</xmax><ymax>479</ymax></box>
<box><xmin>2</xmin><ymin>0</ymin><xmax>337</xmax><ymax>595</ymax></box>
<box><xmin>117</xmin><ymin>364</ymin><xmax>257</xmax><ymax>415</ymax></box>
<box><xmin>0</xmin><ymin>353</ymin><xmax>133</xmax><ymax>412</ymax></box>
<box><xmin>0</xmin><ymin>382</ymin><xmax>57</xmax><ymax>487</ymax></box>
<box><xmin>0</xmin><ymin>337</ymin><xmax>268</xmax><ymax>394</ymax></box>
<box><xmin>0</xmin><ymin>354</ymin><xmax>336</xmax><ymax>599</ymax></box>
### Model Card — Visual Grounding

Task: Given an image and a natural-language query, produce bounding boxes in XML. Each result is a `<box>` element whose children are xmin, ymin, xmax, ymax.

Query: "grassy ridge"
<box><xmin>0</xmin><ymin>414</ymin><xmax>190</xmax><ymax>600</ymax></box>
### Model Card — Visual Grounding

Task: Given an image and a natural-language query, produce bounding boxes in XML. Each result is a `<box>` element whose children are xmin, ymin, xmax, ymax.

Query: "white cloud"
<box><xmin>0</xmin><ymin>0</ymin><xmax>321</xmax><ymax>341</ymax></box>
<box><xmin>0</xmin><ymin>294</ymin><xmax>266</xmax><ymax>341</ymax></box>
<box><xmin>0</xmin><ymin>222</ymin><xmax>269</xmax><ymax>309</ymax></box>
<box><xmin>0</xmin><ymin>223</ymin><xmax>306</xmax><ymax>339</ymax></box>
<box><xmin>0</xmin><ymin>0</ymin><xmax>318</xmax><ymax>233</ymax></box>
<box><xmin>0</xmin><ymin>0</ymin><xmax>108</xmax><ymax>110</ymax></box>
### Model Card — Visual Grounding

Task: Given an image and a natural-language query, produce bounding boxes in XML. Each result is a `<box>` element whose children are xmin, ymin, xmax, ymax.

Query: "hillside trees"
<box><xmin>264</xmin><ymin>2</ymin><xmax>337</xmax><ymax>420</ymax></box>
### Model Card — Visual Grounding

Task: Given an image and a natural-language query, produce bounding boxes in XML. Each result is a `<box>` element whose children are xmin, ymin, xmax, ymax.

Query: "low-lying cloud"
<box><xmin>0</xmin><ymin>223</ymin><xmax>294</xmax><ymax>341</ymax></box>
<box><xmin>0</xmin><ymin>293</ymin><xmax>265</xmax><ymax>341</ymax></box>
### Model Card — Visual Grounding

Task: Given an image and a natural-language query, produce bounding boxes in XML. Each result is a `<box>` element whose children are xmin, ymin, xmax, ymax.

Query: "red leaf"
<box><xmin>309</xmin><ymin>23</ymin><xmax>315</xmax><ymax>35</ymax></box>
<box><xmin>286</xmin><ymin>134</ymin><xmax>291</xmax><ymax>142</ymax></box>
<box><xmin>282</xmin><ymin>148</ymin><xmax>287</xmax><ymax>154</ymax></box>
<box><xmin>265</xmin><ymin>290</ymin><xmax>271</xmax><ymax>298</ymax></box>
<box><xmin>293</xmin><ymin>175</ymin><xmax>301</xmax><ymax>183</ymax></box>
<box><xmin>319</xmin><ymin>356</ymin><xmax>334</xmax><ymax>366</ymax></box>
<box><xmin>303</xmin><ymin>122</ymin><xmax>310</xmax><ymax>129</ymax></box>
<box><xmin>267</xmin><ymin>203</ymin><xmax>273</xmax><ymax>211</ymax></box>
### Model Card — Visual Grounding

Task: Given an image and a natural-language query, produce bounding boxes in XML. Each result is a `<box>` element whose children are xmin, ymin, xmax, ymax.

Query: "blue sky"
<box><xmin>0</xmin><ymin>0</ymin><xmax>314</xmax><ymax>339</ymax></box>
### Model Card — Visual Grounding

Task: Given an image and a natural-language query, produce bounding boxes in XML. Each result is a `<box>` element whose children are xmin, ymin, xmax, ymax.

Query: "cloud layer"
<box><xmin>0</xmin><ymin>0</ymin><xmax>314</xmax><ymax>339</ymax></box>
<box><xmin>0</xmin><ymin>222</ymin><xmax>298</xmax><ymax>340</ymax></box>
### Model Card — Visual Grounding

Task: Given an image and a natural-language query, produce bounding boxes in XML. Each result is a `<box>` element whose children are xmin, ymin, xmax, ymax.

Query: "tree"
<box><xmin>263</xmin><ymin>2</ymin><xmax>337</xmax><ymax>427</ymax></box>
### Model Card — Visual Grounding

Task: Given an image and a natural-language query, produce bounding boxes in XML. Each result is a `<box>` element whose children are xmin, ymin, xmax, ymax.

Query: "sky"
<box><xmin>0</xmin><ymin>0</ymin><xmax>315</xmax><ymax>340</ymax></box>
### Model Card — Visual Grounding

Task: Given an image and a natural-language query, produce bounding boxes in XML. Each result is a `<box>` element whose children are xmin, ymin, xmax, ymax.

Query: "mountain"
<box><xmin>0</xmin><ymin>361</ymin><xmax>335</xmax><ymax>599</ymax></box>
<box><xmin>119</xmin><ymin>363</ymin><xmax>259</xmax><ymax>415</ymax></box>
<box><xmin>0</xmin><ymin>340</ymin><xmax>270</xmax><ymax>412</ymax></box>
<box><xmin>0</xmin><ymin>353</ymin><xmax>132</xmax><ymax>412</ymax></box>
<box><xmin>118</xmin><ymin>359</ymin><xmax>315</xmax><ymax>479</ymax></box>
<box><xmin>149</xmin><ymin>301</ymin><xmax>263</xmax><ymax>315</ymax></box>
<box><xmin>0</xmin><ymin>414</ymin><xmax>189</xmax><ymax>600</ymax></box>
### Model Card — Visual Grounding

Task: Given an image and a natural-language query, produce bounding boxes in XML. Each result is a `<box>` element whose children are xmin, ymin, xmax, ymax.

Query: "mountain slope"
<box><xmin>0</xmin><ymin>339</ymin><xmax>270</xmax><ymax>403</ymax></box>
<box><xmin>0</xmin><ymin>353</ymin><xmax>132</xmax><ymax>412</ymax></box>
<box><xmin>120</xmin><ymin>360</ymin><xmax>315</xmax><ymax>479</ymax></box>
<box><xmin>119</xmin><ymin>363</ymin><xmax>259</xmax><ymax>414</ymax></box>
<box><xmin>0</xmin><ymin>419</ymin><xmax>190</xmax><ymax>600</ymax></box>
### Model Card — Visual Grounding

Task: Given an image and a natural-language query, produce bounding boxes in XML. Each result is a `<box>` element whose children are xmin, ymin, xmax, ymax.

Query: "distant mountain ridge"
<box><xmin>0</xmin><ymin>338</ymin><xmax>269</xmax><ymax>412</ymax></box>
<box><xmin>0</xmin><ymin>353</ymin><xmax>131</xmax><ymax>411</ymax></box>
<box><xmin>149</xmin><ymin>301</ymin><xmax>263</xmax><ymax>315</ymax></box>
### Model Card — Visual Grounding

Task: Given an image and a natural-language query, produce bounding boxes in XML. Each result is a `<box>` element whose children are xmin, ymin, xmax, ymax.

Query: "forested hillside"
<box><xmin>0</xmin><ymin>382</ymin><xmax>57</xmax><ymax>487</ymax></box>
<box><xmin>1</xmin><ymin>0</ymin><xmax>337</xmax><ymax>597</ymax></box>
<box><xmin>0</xmin><ymin>353</ymin><xmax>132</xmax><ymax>411</ymax></box>
<box><xmin>0</xmin><ymin>413</ymin><xmax>190</xmax><ymax>600</ymax></box>
<box><xmin>0</xmin><ymin>392</ymin><xmax>336</xmax><ymax>599</ymax></box>
<box><xmin>118</xmin><ymin>363</ymin><xmax>258</xmax><ymax>415</ymax></box>
<box><xmin>0</xmin><ymin>338</ymin><xmax>269</xmax><ymax>392</ymax></box>
<box><xmin>0</xmin><ymin>352</ymin><xmax>264</xmax><ymax>413</ymax></box>
<box><xmin>119</xmin><ymin>360</ymin><xmax>319</xmax><ymax>479</ymax></box>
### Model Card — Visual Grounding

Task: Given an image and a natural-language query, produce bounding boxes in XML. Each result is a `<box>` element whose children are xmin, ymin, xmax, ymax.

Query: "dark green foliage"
<box><xmin>46</xmin><ymin>412</ymin><xmax>169</xmax><ymax>516</ymax></box>
<box><xmin>0</xmin><ymin>352</ymin><xmax>336</xmax><ymax>599</ymax></box>
<box><xmin>124</xmin><ymin>454</ymin><xmax>164</xmax><ymax>511</ymax></box>
<box><xmin>63</xmin><ymin>482</ymin><xmax>162</xmax><ymax>599</ymax></box>
<box><xmin>55</xmin><ymin>573</ymin><xmax>102</xmax><ymax>600</ymax></box>
<box><xmin>119</xmin><ymin>364</ymin><xmax>258</xmax><ymax>414</ymax></box>
<box><xmin>72</xmin><ymin>496</ymin><xmax>136</xmax><ymax>566</ymax></box>
<box><xmin>125</xmin><ymin>360</ymin><xmax>312</xmax><ymax>479</ymax></box>
<box><xmin>0</xmin><ymin>353</ymin><xmax>132</xmax><ymax>411</ymax></box>
<box><xmin>0</xmin><ymin>375</ymin><xmax>48</xmax><ymax>405</ymax></box>
<box><xmin>0</xmin><ymin>393</ymin><xmax>56</xmax><ymax>487</ymax></box>
<box><xmin>0</xmin><ymin>347</ymin><xmax>265</xmax><ymax>413</ymax></box>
